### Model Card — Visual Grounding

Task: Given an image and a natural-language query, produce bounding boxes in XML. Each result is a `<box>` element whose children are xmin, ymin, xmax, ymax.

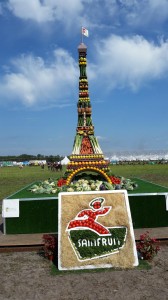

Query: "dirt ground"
<box><xmin>0</xmin><ymin>244</ymin><xmax>168</xmax><ymax>300</ymax></box>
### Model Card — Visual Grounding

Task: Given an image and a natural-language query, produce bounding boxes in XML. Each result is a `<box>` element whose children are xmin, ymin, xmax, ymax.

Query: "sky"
<box><xmin>0</xmin><ymin>0</ymin><xmax>168</xmax><ymax>157</ymax></box>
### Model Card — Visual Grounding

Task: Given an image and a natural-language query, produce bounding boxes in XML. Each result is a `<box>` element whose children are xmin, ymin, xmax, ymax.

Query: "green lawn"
<box><xmin>109</xmin><ymin>164</ymin><xmax>168</xmax><ymax>188</ymax></box>
<box><xmin>0</xmin><ymin>165</ymin><xmax>65</xmax><ymax>201</ymax></box>
<box><xmin>0</xmin><ymin>164</ymin><xmax>168</xmax><ymax>201</ymax></box>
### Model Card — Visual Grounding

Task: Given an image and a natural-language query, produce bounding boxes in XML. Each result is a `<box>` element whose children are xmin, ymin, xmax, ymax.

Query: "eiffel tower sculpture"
<box><xmin>66</xmin><ymin>42</ymin><xmax>111</xmax><ymax>185</ymax></box>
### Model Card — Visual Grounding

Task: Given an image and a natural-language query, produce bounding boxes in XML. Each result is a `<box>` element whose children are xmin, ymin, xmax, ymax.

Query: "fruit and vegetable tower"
<box><xmin>66</xmin><ymin>43</ymin><xmax>111</xmax><ymax>184</ymax></box>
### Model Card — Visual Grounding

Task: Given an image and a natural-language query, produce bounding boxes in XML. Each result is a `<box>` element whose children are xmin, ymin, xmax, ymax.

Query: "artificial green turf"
<box><xmin>128</xmin><ymin>178</ymin><xmax>168</xmax><ymax>194</ymax></box>
<box><xmin>7</xmin><ymin>178</ymin><xmax>168</xmax><ymax>200</ymax></box>
<box><xmin>7</xmin><ymin>182</ymin><xmax>58</xmax><ymax>199</ymax></box>
<box><xmin>50</xmin><ymin>259</ymin><xmax>151</xmax><ymax>276</ymax></box>
<box><xmin>4</xmin><ymin>177</ymin><xmax>168</xmax><ymax>233</ymax></box>
<box><xmin>5</xmin><ymin>199</ymin><xmax>58</xmax><ymax>234</ymax></box>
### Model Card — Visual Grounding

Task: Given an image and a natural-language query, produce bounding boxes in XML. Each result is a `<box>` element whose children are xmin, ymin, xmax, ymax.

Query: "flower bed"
<box><xmin>28</xmin><ymin>175</ymin><xmax>138</xmax><ymax>195</ymax></box>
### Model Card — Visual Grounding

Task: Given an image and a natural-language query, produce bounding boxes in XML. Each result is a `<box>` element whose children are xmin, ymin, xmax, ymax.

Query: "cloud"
<box><xmin>97</xmin><ymin>0</ymin><xmax>168</xmax><ymax>30</ymax></box>
<box><xmin>124</xmin><ymin>0</ymin><xmax>168</xmax><ymax>26</ymax></box>
<box><xmin>1</xmin><ymin>34</ymin><xmax>168</xmax><ymax>108</ymax></box>
<box><xmin>0</xmin><ymin>49</ymin><xmax>78</xmax><ymax>107</ymax></box>
<box><xmin>5</xmin><ymin>0</ymin><xmax>168</xmax><ymax>33</ymax></box>
<box><xmin>92</xmin><ymin>34</ymin><xmax>168</xmax><ymax>90</ymax></box>
<box><xmin>7</xmin><ymin>0</ymin><xmax>84</xmax><ymax>24</ymax></box>
<box><xmin>96</xmin><ymin>136</ymin><xmax>107</xmax><ymax>141</ymax></box>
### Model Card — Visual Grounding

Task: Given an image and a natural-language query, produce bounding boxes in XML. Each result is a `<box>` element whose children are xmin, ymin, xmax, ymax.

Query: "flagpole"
<box><xmin>81</xmin><ymin>27</ymin><xmax>83</xmax><ymax>43</ymax></box>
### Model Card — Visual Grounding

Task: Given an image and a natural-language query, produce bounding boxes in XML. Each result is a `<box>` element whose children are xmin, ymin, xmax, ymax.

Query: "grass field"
<box><xmin>0</xmin><ymin>164</ymin><xmax>168</xmax><ymax>201</ymax></box>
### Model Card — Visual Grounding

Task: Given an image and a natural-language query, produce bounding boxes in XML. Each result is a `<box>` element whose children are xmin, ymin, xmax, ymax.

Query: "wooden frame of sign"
<box><xmin>58</xmin><ymin>190</ymin><xmax>138</xmax><ymax>270</ymax></box>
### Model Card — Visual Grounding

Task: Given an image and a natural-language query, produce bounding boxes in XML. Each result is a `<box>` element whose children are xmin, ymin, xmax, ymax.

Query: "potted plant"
<box><xmin>42</xmin><ymin>234</ymin><xmax>57</xmax><ymax>262</ymax></box>
<box><xmin>136</xmin><ymin>231</ymin><xmax>160</xmax><ymax>261</ymax></box>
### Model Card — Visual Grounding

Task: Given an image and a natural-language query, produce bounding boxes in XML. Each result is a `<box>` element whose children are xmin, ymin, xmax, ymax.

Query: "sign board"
<box><xmin>58</xmin><ymin>190</ymin><xmax>138</xmax><ymax>270</ymax></box>
<box><xmin>2</xmin><ymin>199</ymin><xmax>19</xmax><ymax>218</ymax></box>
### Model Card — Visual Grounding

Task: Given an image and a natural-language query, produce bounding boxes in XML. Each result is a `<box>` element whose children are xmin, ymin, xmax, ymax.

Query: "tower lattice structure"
<box><xmin>66</xmin><ymin>43</ymin><xmax>110</xmax><ymax>184</ymax></box>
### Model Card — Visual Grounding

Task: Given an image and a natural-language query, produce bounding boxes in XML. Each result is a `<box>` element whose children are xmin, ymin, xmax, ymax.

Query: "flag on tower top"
<box><xmin>82</xmin><ymin>27</ymin><xmax>89</xmax><ymax>37</ymax></box>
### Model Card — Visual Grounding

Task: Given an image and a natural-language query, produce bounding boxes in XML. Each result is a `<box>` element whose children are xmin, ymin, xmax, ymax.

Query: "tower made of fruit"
<box><xmin>65</xmin><ymin>43</ymin><xmax>111</xmax><ymax>184</ymax></box>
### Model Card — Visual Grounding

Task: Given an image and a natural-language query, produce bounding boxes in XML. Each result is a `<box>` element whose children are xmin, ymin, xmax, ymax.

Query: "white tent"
<box><xmin>61</xmin><ymin>156</ymin><xmax>70</xmax><ymax>165</ymax></box>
